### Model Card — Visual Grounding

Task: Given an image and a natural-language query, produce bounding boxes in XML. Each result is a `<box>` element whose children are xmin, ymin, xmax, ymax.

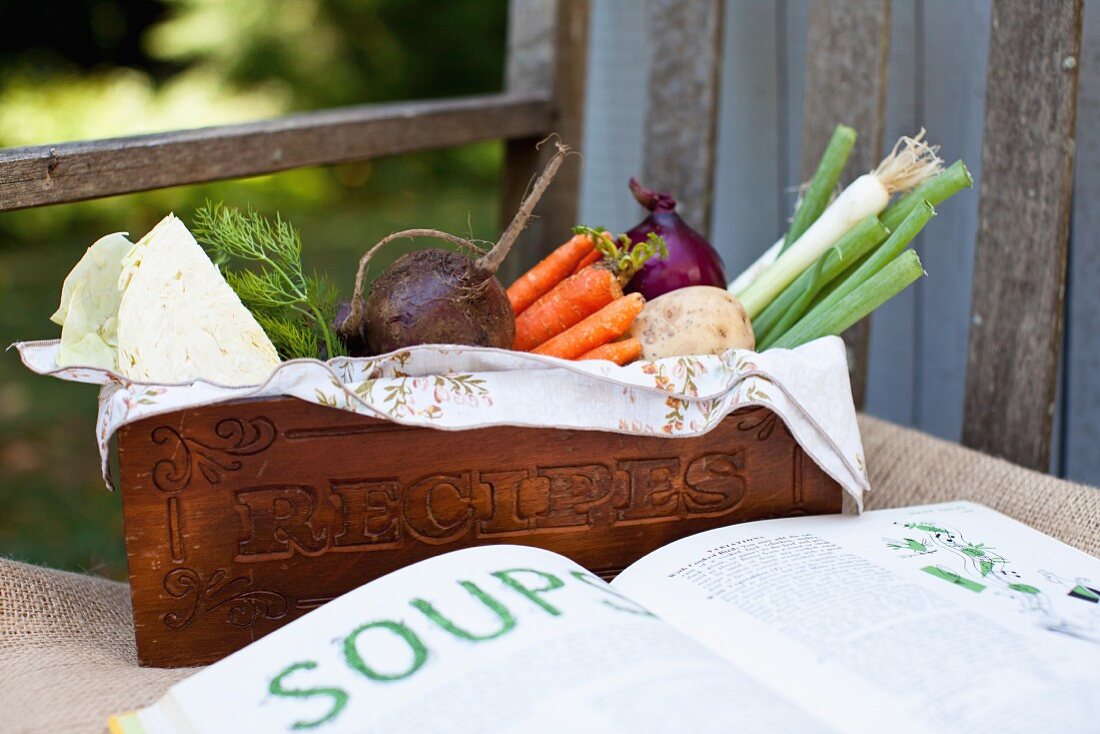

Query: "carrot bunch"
<box><xmin>506</xmin><ymin>227</ymin><xmax>665</xmax><ymax>365</ymax></box>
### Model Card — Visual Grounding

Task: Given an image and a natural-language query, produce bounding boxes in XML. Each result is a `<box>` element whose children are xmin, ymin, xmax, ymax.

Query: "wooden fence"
<box><xmin>581</xmin><ymin>0</ymin><xmax>1096</xmax><ymax>484</ymax></box>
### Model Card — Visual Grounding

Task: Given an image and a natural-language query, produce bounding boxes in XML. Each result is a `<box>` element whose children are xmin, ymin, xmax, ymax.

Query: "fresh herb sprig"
<box><xmin>193</xmin><ymin>202</ymin><xmax>346</xmax><ymax>360</ymax></box>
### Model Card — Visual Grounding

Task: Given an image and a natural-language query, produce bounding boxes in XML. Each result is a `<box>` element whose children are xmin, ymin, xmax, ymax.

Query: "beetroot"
<box><xmin>624</xmin><ymin>178</ymin><xmax>727</xmax><ymax>299</ymax></box>
<box><xmin>364</xmin><ymin>249</ymin><xmax>514</xmax><ymax>354</ymax></box>
<box><xmin>338</xmin><ymin>144</ymin><xmax>569</xmax><ymax>356</ymax></box>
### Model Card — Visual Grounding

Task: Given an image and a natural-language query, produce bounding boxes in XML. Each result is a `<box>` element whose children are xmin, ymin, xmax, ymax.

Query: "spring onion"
<box><xmin>880</xmin><ymin>160</ymin><xmax>972</xmax><ymax>230</ymax></box>
<box><xmin>770</xmin><ymin>249</ymin><xmax>926</xmax><ymax>350</ymax></box>
<box><xmin>782</xmin><ymin>124</ymin><xmax>857</xmax><ymax>252</ymax></box>
<box><xmin>796</xmin><ymin>200</ymin><xmax>935</xmax><ymax>334</ymax></box>
<box><xmin>752</xmin><ymin>216</ymin><xmax>888</xmax><ymax>345</ymax></box>
<box><xmin>727</xmin><ymin>236</ymin><xmax>782</xmax><ymax>295</ymax></box>
<box><xmin>738</xmin><ymin>130</ymin><xmax>943</xmax><ymax>318</ymax></box>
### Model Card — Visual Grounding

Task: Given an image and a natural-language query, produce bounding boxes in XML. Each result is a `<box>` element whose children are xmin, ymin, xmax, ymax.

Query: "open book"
<box><xmin>111</xmin><ymin>502</ymin><xmax>1100</xmax><ymax>734</ymax></box>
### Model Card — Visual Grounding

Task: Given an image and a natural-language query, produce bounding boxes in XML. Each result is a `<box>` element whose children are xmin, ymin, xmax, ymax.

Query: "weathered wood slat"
<box><xmin>0</xmin><ymin>93</ymin><xmax>552</xmax><ymax>213</ymax></box>
<box><xmin>962</xmin><ymin>0</ymin><xmax>1082</xmax><ymax>470</ymax></box>
<box><xmin>865</xmin><ymin>0</ymin><xmax>919</xmax><ymax>425</ymax></box>
<box><xmin>499</xmin><ymin>0</ymin><xmax>588</xmax><ymax>285</ymax></box>
<box><xmin>574</xmin><ymin>0</ymin><xmax>647</xmax><ymax>233</ymax></box>
<box><xmin>909</xmin><ymin>0</ymin><xmax>990</xmax><ymax>442</ymax></box>
<box><xmin>799</xmin><ymin>0</ymin><xmax>891</xmax><ymax>409</ymax></box>
<box><xmin>641</xmin><ymin>0</ymin><xmax>724</xmax><ymax>236</ymax></box>
<box><xmin>711</xmin><ymin>0</ymin><xmax>782</xmax><ymax>277</ymax></box>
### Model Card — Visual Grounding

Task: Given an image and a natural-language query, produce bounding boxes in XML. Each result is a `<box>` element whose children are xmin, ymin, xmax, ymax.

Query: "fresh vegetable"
<box><xmin>578</xmin><ymin>338</ymin><xmax>642</xmax><ymax>365</ymax></box>
<box><xmin>623</xmin><ymin>178</ymin><xmax>726</xmax><ymax>299</ymax></box>
<box><xmin>793</xmin><ymin>201</ymin><xmax>936</xmax><ymax>339</ymax></box>
<box><xmin>782</xmin><ymin>124</ymin><xmax>856</xmax><ymax>252</ymax></box>
<box><xmin>52</xmin><ymin>232</ymin><xmax>133</xmax><ymax>369</ymax></box>
<box><xmin>572</xmin><ymin>248</ymin><xmax>602</xmax><ymax>274</ymax></box>
<box><xmin>117</xmin><ymin>214</ymin><xmax>281</xmax><ymax>385</ymax></box>
<box><xmin>737</xmin><ymin>130</ymin><xmax>943</xmax><ymax>318</ymax></box>
<box><xmin>533</xmin><ymin>292</ymin><xmax>645</xmax><ymax>359</ymax></box>
<box><xmin>332</xmin><ymin>299</ymin><xmax>368</xmax><ymax>358</ymax></box>
<box><xmin>513</xmin><ymin>265</ymin><xmax>623</xmax><ymax>351</ymax></box>
<box><xmin>512</xmin><ymin>227</ymin><xmax>665</xmax><ymax>351</ymax></box>
<box><xmin>729</xmin><ymin>162</ymin><xmax>970</xmax><ymax>299</ymax></box>
<box><xmin>880</xmin><ymin>159</ymin><xmax>972</xmax><ymax>230</ymax></box>
<box><xmin>753</xmin><ymin>216</ymin><xmax>889</xmax><ymax>349</ymax></box>
<box><xmin>340</xmin><ymin>144</ymin><xmax>570</xmax><ymax>355</ymax></box>
<box><xmin>194</xmin><ymin>203</ymin><xmax>344</xmax><ymax>360</ymax></box>
<box><xmin>628</xmin><ymin>286</ymin><xmax>753</xmax><ymax>360</ymax></box>
<box><xmin>726</xmin><ymin>236</ymin><xmax>782</xmax><ymax>296</ymax></box>
<box><xmin>506</xmin><ymin>233</ymin><xmax>596</xmax><ymax>315</ymax></box>
<box><xmin>770</xmin><ymin>249</ymin><xmax>926</xmax><ymax>350</ymax></box>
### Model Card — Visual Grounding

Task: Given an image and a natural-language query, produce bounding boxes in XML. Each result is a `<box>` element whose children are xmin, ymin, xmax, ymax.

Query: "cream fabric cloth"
<box><xmin>3</xmin><ymin>414</ymin><xmax>1099</xmax><ymax>733</ymax></box>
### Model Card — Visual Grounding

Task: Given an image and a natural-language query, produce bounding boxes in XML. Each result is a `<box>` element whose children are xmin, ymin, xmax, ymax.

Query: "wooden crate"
<box><xmin>117</xmin><ymin>396</ymin><xmax>841</xmax><ymax>667</ymax></box>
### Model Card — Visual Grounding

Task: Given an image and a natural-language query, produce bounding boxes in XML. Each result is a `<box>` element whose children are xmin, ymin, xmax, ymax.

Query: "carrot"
<box><xmin>512</xmin><ymin>267</ymin><xmax>623</xmax><ymax>351</ymax></box>
<box><xmin>571</xmin><ymin>248</ymin><xmax>602</xmax><ymax>274</ymax></box>
<box><xmin>533</xmin><ymin>293</ymin><xmax>645</xmax><ymax>359</ymax></box>
<box><xmin>507</xmin><ymin>234</ymin><xmax>595</xmax><ymax>315</ymax></box>
<box><xmin>578</xmin><ymin>337</ymin><xmax>642</xmax><ymax>365</ymax></box>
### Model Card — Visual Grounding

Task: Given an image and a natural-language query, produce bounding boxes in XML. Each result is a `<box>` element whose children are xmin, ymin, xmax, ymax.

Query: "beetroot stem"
<box><xmin>478</xmin><ymin>142</ymin><xmax>570</xmax><ymax>274</ymax></box>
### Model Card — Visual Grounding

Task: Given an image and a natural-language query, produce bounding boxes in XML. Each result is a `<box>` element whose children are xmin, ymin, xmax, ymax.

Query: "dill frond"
<box><xmin>194</xmin><ymin>201</ymin><xmax>347</xmax><ymax>360</ymax></box>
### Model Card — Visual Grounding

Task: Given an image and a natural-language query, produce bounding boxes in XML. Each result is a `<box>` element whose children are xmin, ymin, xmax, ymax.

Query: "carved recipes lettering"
<box><xmin>404</xmin><ymin>473</ymin><xmax>474</xmax><ymax>544</ymax></box>
<box><xmin>617</xmin><ymin>458</ymin><xmax>681</xmax><ymax>523</ymax></box>
<box><xmin>232</xmin><ymin>449</ymin><xmax>756</xmax><ymax>561</ymax></box>
<box><xmin>236</xmin><ymin>485</ymin><xmax>328</xmax><ymax>558</ymax></box>
<box><xmin>536</xmin><ymin>464</ymin><xmax>612</xmax><ymax>528</ymax></box>
<box><xmin>332</xmin><ymin>480</ymin><xmax>401</xmax><ymax>548</ymax></box>
<box><xmin>684</xmin><ymin>451</ymin><xmax>747</xmax><ymax>515</ymax></box>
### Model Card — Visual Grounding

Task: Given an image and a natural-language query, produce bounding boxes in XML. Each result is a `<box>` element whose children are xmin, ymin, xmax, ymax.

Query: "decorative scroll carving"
<box><xmin>735</xmin><ymin>407</ymin><xmax>778</xmax><ymax>440</ymax></box>
<box><xmin>151</xmin><ymin>417</ymin><xmax>277</xmax><ymax>492</ymax></box>
<box><xmin>163</xmin><ymin>567</ymin><xmax>288</xmax><ymax>630</ymax></box>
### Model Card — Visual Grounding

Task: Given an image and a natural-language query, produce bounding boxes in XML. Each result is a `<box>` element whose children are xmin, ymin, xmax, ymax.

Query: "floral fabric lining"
<box><xmin>12</xmin><ymin>336</ymin><xmax>868</xmax><ymax>509</ymax></box>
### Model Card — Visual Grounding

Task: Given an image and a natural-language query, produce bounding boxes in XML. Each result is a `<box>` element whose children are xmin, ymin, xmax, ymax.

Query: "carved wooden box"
<box><xmin>117</xmin><ymin>397</ymin><xmax>841</xmax><ymax>667</ymax></box>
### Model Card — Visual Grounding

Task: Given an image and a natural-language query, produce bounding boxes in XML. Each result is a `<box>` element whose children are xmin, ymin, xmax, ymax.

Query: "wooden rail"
<box><xmin>0</xmin><ymin>93</ymin><xmax>552</xmax><ymax>213</ymax></box>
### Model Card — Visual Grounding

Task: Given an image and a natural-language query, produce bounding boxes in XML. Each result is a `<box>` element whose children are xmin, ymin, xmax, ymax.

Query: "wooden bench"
<box><xmin>0</xmin><ymin>0</ymin><xmax>1081</xmax><ymax>471</ymax></box>
<box><xmin>1</xmin><ymin>1</ymin><xmax>1097</xmax><ymax>729</ymax></box>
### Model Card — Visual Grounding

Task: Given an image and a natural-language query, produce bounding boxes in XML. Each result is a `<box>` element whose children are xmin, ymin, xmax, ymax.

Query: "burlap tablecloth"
<box><xmin>3</xmin><ymin>414</ymin><xmax>1099</xmax><ymax>733</ymax></box>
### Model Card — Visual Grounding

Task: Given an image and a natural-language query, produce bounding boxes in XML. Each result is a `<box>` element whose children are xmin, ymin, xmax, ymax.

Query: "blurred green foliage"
<box><xmin>0</xmin><ymin>0</ymin><xmax>508</xmax><ymax>577</ymax></box>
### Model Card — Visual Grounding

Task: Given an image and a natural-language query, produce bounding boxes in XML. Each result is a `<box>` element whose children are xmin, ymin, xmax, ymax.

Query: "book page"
<box><xmin>613</xmin><ymin>501</ymin><xmax>1100</xmax><ymax>734</ymax></box>
<box><xmin>149</xmin><ymin>545</ymin><xmax>831</xmax><ymax>734</ymax></box>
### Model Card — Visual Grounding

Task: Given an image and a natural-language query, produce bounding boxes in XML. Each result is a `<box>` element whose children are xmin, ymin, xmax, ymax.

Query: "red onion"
<box><xmin>624</xmin><ymin>178</ymin><xmax>726</xmax><ymax>299</ymax></box>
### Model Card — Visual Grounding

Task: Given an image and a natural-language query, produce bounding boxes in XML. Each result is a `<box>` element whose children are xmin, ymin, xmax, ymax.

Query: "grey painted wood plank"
<box><xmin>641</xmin><ymin>0</ymin><xmax>725</xmax><ymax>235</ymax></box>
<box><xmin>500</xmin><ymin>0</ymin><xmax>589</xmax><ymax>283</ymax></box>
<box><xmin>710</xmin><ymin>0</ymin><xmax>783</xmax><ymax>279</ymax></box>
<box><xmin>1063</xmin><ymin>0</ymin><xmax>1100</xmax><ymax>484</ymax></box>
<box><xmin>577</xmin><ymin>0</ymin><xmax>647</xmax><ymax>233</ymax></box>
<box><xmin>912</xmin><ymin>0</ymin><xmax>989</xmax><ymax>441</ymax></box>
<box><xmin>0</xmin><ymin>94</ymin><xmax>552</xmax><ymax>213</ymax></box>
<box><xmin>798</xmin><ymin>0</ymin><xmax>891</xmax><ymax>408</ymax></box>
<box><xmin>500</xmin><ymin>0</ymin><xmax>558</xmax><ymax>284</ymax></box>
<box><xmin>783</xmin><ymin>0</ymin><xmax>810</xmax><ymax>214</ymax></box>
<box><xmin>865</xmin><ymin>0</ymin><xmax>919</xmax><ymax>426</ymax></box>
<box><xmin>962</xmin><ymin>0</ymin><xmax>1082</xmax><ymax>471</ymax></box>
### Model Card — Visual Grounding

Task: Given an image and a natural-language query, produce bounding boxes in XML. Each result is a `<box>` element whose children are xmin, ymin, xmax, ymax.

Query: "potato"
<box><xmin>628</xmin><ymin>286</ymin><xmax>754</xmax><ymax>359</ymax></box>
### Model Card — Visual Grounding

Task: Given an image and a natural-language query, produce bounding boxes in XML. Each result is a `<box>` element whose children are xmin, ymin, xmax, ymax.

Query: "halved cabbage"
<box><xmin>53</xmin><ymin>232</ymin><xmax>133</xmax><ymax>369</ymax></box>
<box><xmin>115</xmin><ymin>214</ymin><xmax>279</xmax><ymax>385</ymax></box>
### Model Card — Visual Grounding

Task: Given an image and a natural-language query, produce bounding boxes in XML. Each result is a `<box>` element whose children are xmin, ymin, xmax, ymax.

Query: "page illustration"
<box><xmin>883</xmin><ymin>515</ymin><xmax>1100</xmax><ymax>645</ymax></box>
